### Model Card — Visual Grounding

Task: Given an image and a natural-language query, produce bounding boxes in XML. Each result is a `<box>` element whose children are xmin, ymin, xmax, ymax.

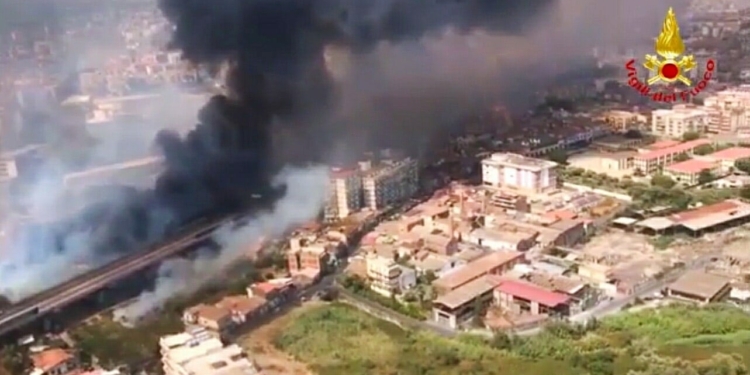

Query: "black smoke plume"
<box><xmin>1</xmin><ymin>0</ymin><xmax>555</xmax><ymax>298</ymax></box>
<box><xmin>153</xmin><ymin>0</ymin><xmax>556</xmax><ymax>204</ymax></box>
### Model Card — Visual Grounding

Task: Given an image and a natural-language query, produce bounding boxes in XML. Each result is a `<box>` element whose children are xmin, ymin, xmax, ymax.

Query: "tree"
<box><xmin>674</xmin><ymin>153</ymin><xmax>690</xmax><ymax>162</ymax></box>
<box><xmin>548</xmin><ymin>149</ymin><xmax>568</xmax><ymax>165</ymax></box>
<box><xmin>693</xmin><ymin>144</ymin><xmax>715</xmax><ymax>155</ymax></box>
<box><xmin>682</xmin><ymin>131</ymin><xmax>701</xmax><ymax>141</ymax></box>
<box><xmin>735</xmin><ymin>158</ymin><xmax>750</xmax><ymax>174</ymax></box>
<box><xmin>422</xmin><ymin>270</ymin><xmax>437</xmax><ymax>284</ymax></box>
<box><xmin>651</xmin><ymin>174</ymin><xmax>676</xmax><ymax>189</ymax></box>
<box><xmin>471</xmin><ymin>298</ymin><xmax>486</xmax><ymax>327</ymax></box>
<box><xmin>624</xmin><ymin>129</ymin><xmax>642</xmax><ymax>139</ymax></box>
<box><xmin>698</xmin><ymin>169</ymin><xmax>715</xmax><ymax>185</ymax></box>
<box><xmin>741</xmin><ymin>186</ymin><xmax>750</xmax><ymax>200</ymax></box>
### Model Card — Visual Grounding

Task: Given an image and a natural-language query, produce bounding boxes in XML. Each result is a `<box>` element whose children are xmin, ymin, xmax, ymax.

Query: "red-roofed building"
<box><xmin>494</xmin><ymin>280</ymin><xmax>571</xmax><ymax>316</ymax></box>
<box><xmin>30</xmin><ymin>348</ymin><xmax>78</xmax><ymax>375</ymax></box>
<box><xmin>634</xmin><ymin>139</ymin><xmax>710</xmax><ymax>174</ymax></box>
<box><xmin>432</xmin><ymin>251</ymin><xmax>525</xmax><ymax>294</ymax></box>
<box><xmin>707</xmin><ymin>147</ymin><xmax>750</xmax><ymax>172</ymax></box>
<box><xmin>665</xmin><ymin>159</ymin><xmax>719</xmax><ymax>185</ymax></box>
<box><xmin>647</xmin><ymin>140</ymin><xmax>681</xmax><ymax>150</ymax></box>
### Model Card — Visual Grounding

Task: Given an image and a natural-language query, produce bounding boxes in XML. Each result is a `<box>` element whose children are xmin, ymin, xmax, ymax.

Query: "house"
<box><xmin>411</xmin><ymin>253</ymin><xmax>467</xmax><ymax>278</ymax></box>
<box><xmin>494</xmin><ymin>280</ymin><xmax>571</xmax><ymax>316</ymax></box>
<box><xmin>467</xmin><ymin>226</ymin><xmax>537</xmax><ymax>252</ymax></box>
<box><xmin>667</xmin><ymin>271</ymin><xmax>731</xmax><ymax>304</ymax></box>
<box><xmin>525</xmin><ymin>272</ymin><xmax>595</xmax><ymax>313</ymax></box>
<box><xmin>248</xmin><ymin>278</ymin><xmax>297</xmax><ymax>309</ymax></box>
<box><xmin>182</xmin><ymin>279</ymin><xmax>298</xmax><ymax>334</ymax></box>
<box><xmin>432</xmin><ymin>275</ymin><xmax>504</xmax><ymax>329</ymax></box>
<box><xmin>432</xmin><ymin>251</ymin><xmax>525</xmax><ymax>295</ymax></box>
<box><xmin>183</xmin><ymin>304</ymin><xmax>234</xmax><ymax>333</ymax></box>
<box><xmin>30</xmin><ymin>348</ymin><xmax>78</xmax><ymax>375</ymax></box>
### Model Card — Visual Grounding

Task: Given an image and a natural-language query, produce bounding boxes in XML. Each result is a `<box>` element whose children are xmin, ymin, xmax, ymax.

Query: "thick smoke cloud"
<box><xmin>2</xmin><ymin>0</ymin><xmax>686</xmax><ymax>303</ymax></box>
<box><xmin>108</xmin><ymin>0</ymin><xmax>559</xmax><ymax>317</ymax></box>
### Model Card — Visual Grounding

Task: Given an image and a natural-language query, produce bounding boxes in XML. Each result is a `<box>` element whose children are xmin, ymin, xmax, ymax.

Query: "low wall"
<box><xmin>335</xmin><ymin>287</ymin><xmax>422</xmax><ymax>329</ymax></box>
<box><xmin>563</xmin><ymin>182</ymin><xmax>633</xmax><ymax>202</ymax></box>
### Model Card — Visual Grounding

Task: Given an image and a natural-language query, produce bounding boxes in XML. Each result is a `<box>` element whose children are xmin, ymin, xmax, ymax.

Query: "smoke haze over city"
<box><xmin>0</xmin><ymin>0</ymin><xmax>677</xmax><ymax>305</ymax></box>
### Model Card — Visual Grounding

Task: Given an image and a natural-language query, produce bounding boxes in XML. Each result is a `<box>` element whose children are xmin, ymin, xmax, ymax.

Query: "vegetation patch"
<box><xmin>72</xmin><ymin>313</ymin><xmax>182</xmax><ymax>369</ymax></box>
<box><xmin>275</xmin><ymin>303</ymin><xmax>750</xmax><ymax>375</ymax></box>
<box><xmin>274</xmin><ymin>303</ymin><xmax>578</xmax><ymax>375</ymax></box>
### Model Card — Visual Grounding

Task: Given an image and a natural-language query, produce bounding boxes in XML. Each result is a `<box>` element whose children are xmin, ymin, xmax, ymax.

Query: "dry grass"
<box><xmin>239</xmin><ymin>302</ymin><xmax>323</xmax><ymax>375</ymax></box>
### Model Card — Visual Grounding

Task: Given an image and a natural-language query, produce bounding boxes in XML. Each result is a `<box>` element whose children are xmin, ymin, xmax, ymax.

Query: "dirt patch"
<box><xmin>240</xmin><ymin>302</ymin><xmax>324</xmax><ymax>375</ymax></box>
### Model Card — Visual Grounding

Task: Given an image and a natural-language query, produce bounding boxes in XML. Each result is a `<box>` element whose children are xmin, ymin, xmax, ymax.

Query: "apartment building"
<box><xmin>481</xmin><ymin>153</ymin><xmax>558</xmax><ymax>194</ymax></box>
<box><xmin>286</xmin><ymin>237</ymin><xmax>332</xmax><ymax>278</ymax></box>
<box><xmin>651</xmin><ymin>105</ymin><xmax>709</xmax><ymax>137</ymax></box>
<box><xmin>324</xmin><ymin>167</ymin><xmax>363</xmax><ymax>221</ymax></box>
<box><xmin>160</xmin><ymin>328</ymin><xmax>258</xmax><ymax>375</ymax></box>
<box><xmin>362</xmin><ymin>158</ymin><xmax>419</xmax><ymax>210</ymax></box>
<box><xmin>366</xmin><ymin>253</ymin><xmax>402</xmax><ymax>297</ymax></box>
<box><xmin>703</xmin><ymin>88</ymin><xmax>750</xmax><ymax>133</ymax></box>
<box><xmin>633</xmin><ymin>139</ymin><xmax>711</xmax><ymax>175</ymax></box>
<box><xmin>602</xmin><ymin>110</ymin><xmax>647</xmax><ymax>132</ymax></box>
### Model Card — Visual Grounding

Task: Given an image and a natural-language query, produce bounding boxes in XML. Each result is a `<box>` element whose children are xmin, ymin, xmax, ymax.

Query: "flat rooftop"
<box><xmin>482</xmin><ymin>153</ymin><xmax>557</xmax><ymax>171</ymax></box>
<box><xmin>668</xmin><ymin>270</ymin><xmax>730</xmax><ymax>300</ymax></box>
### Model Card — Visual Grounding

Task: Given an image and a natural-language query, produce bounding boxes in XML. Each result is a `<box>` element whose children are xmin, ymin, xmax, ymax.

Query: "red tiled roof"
<box><xmin>709</xmin><ymin>147</ymin><xmax>750</xmax><ymax>161</ymax></box>
<box><xmin>495</xmin><ymin>280</ymin><xmax>570</xmax><ymax>307</ymax></box>
<box><xmin>637</xmin><ymin>139</ymin><xmax>710</xmax><ymax>161</ymax></box>
<box><xmin>31</xmin><ymin>349</ymin><xmax>73</xmax><ymax>372</ymax></box>
<box><xmin>665</xmin><ymin>159</ymin><xmax>716</xmax><ymax>174</ymax></box>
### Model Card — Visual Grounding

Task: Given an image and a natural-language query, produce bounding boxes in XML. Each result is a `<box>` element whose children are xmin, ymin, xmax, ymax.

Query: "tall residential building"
<box><xmin>481</xmin><ymin>153</ymin><xmax>558</xmax><ymax>194</ymax></box>
<box><xmin>362</xmin><ymin>158</ymin><xmax>419</xmax><ymax>210</ymax></box>
<box><xmin>160</xmin><ymin>328</ymin><xmax>258</xmax><ymax>375</ymax></box>
<box><xmin>650</xmin><ymin>105</ymin><xmax>709</xmax><ymax>137</ymax></box>
<box><xmin>366</xmin><ymin>253</ymin><xmax>401</xmax><ymax>297</ymax></box>
<box><xmin>324</xmin><ymin>167</ymin><xmax>363</xmax><ymax>221</ymax></box>
<box><xmin>703</xmin><ymin>88</ymin><xmax>750</xmax><ymax>133</ymax></box>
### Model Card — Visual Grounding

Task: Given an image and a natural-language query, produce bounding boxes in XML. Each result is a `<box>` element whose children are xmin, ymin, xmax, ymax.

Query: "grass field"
<box><xmin>273</xmin><ymin>303</ymin><xmax>750</xmax><ymax>375</ymax></box>
<box><xmin>274</xmin><ymin>303</ymin><xmax>580</xmax><ymax>375</ymax></box>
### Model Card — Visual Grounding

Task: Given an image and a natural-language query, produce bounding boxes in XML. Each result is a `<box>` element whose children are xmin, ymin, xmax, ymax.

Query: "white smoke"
<box><xmin>113</xmin><ymin>165</ymin><xmax>329</xmax><ymax>321</ymax></box>
<box><xmin>0</xmin><ymin>88</ymin><xmax>206</xmax><ymax>300</ymax></box>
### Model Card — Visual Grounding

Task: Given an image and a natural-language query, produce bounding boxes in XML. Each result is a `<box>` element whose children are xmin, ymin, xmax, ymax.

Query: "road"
<box><xmin>512</xmin><ymin>252</ymin><xmax>718</xmax><ymax>336</ymax></box>
<box><xmin>0</xmin><ymin>215</ymin><xmax>236</xmax><ymax>335</ymax></box>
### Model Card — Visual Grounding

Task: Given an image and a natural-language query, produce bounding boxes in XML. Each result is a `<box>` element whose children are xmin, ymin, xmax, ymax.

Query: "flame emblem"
<box><xmin>643</xmin><ymin>8</ymin><xmax>696</xmax><ymax>86</ymax></box>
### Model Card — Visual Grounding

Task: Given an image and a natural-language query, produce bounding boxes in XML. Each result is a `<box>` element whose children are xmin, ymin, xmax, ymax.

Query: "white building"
<box><xmin>324</xmin><ymin>167</ymin><xmax>363</xmax><ymax>221</ymax></box>
<box><xmin>160</xmin><ymin>328</ymin><xmax>258</xmax><ymax>375</ymax></box>
<box><xmin>703</xmin><ymin>88</ymin><xmax>750</xmax><ymax>133</ymax></box>
<box><xmin>366</xmin><ymin>253</ymin><xmax>402</xmax><ymax>297</ymax></box>
<box><xmin>481</xmin><ymin>153</ymin><xmax>558</xmax><ymax>194</ymax></box>
<box><xmin>362</xmin><ymin>158</ymin><xmax>419</xmax><ymax>210</ymax></box>
<box><xmin>650</xmin><ymin>105</ymin><xmax>709</xmax><ymax>137</ymax></box>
